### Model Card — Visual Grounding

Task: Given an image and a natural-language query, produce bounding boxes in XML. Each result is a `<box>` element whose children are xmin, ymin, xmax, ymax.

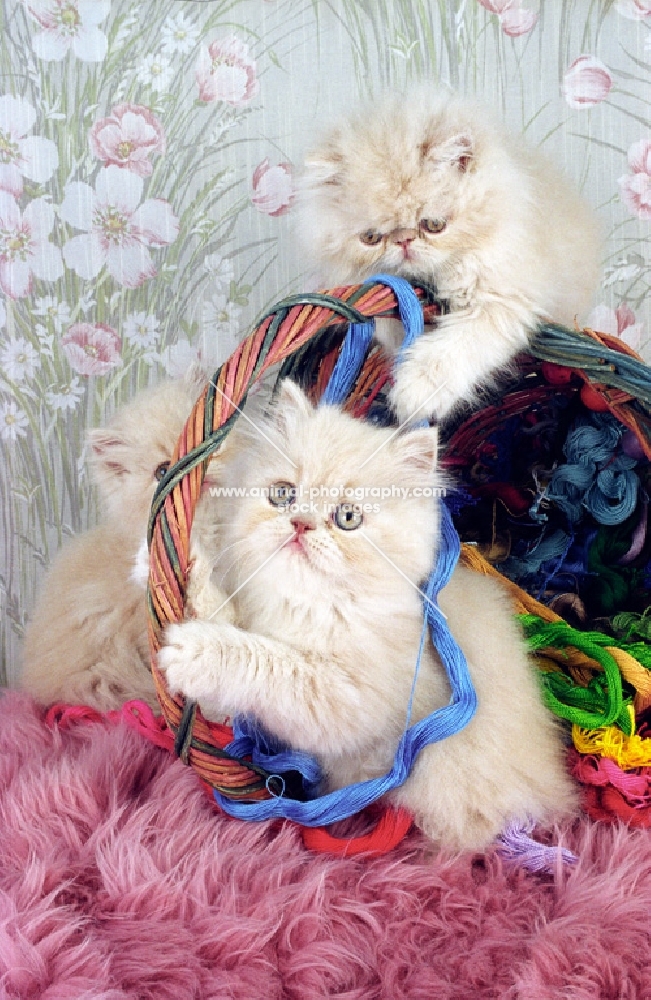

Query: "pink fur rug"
<box><xmin>1</xmin><ymin>693</ymin><xmax>650</xmax><ymax>999</ymax></box>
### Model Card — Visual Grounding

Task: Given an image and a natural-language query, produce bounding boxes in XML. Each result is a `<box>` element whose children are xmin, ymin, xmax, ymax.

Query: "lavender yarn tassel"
<box><xmin>495</xmin><ymin>820</ymin><xmax>578</xmax><ymax>874</ymax></box>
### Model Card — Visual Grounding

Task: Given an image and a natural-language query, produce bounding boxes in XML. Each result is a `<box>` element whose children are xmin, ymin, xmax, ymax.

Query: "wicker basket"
<box><xmin>147</xmin><ymin>281</ymin><xmax>651</xmax><ymax>841</ymax></box>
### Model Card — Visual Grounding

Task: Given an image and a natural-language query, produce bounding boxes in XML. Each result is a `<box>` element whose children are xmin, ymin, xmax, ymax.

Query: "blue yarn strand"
<box><xmin>321</xmin><ymin>271</ymin><xmax>425</xmax><ymax>407</ymax></box>
<box><xmin>225</xmin><ymin>716</ymin><xmax>322</xmax><ymax>798</ymax></box>
<box><xmin>320</xmin><ymin>321</ymin><xmax>375</xmax><ymax>406</ymax></box>
<box><xmin>214</xmin><ymin>275</ymin><xmax>476</xmax><ymax>826</ymax></box>
<box><xmin>368</xmin><ymin>271</ymin><xmax>425</xmax><ymax>355</ymax></box>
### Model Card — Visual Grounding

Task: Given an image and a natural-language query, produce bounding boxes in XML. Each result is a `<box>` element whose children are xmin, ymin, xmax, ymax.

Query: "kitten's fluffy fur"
<box><xmin>159</xmin><ymin>381</ymin><xmax>576</xmax><ymax>851</ymax></box>
<box><xmin>297</xmin><ymin>89</ymin><xmax>600</xmax><ymax>422</ymax></box>
<box><xmin>20</xmin><ymin>377</ymin><xmax>204</xmax><ymax>712</ymax></box>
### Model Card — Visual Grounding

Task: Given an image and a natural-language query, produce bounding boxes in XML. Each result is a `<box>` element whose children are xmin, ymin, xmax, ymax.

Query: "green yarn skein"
<box><xmin>519</xmin><ymin>615</ymin><xmax>633</xmax><ymax>734</ymax></box>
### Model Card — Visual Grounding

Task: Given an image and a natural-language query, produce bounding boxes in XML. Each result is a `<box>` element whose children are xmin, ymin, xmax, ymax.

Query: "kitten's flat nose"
<box><xmin>389</xmin><ymin>227</ymin><xmax>418</xmax><ymax>247</ymax></box>
<box><xmin>290</xmin><ymin>515</ymin><xmax>316</xmax><ymax>535</ymax></box>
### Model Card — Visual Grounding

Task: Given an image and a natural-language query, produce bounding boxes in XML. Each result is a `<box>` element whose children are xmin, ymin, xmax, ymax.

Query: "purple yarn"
<box><xmin>495</xmin><ymin>820</ymin><xmax>578</xmax><ymax>874</ymax></box>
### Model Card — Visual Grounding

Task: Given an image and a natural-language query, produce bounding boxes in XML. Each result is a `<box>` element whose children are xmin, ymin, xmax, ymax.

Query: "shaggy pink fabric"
<box><xmin>1</xmin><ymin>692</ymin><xmax>650</xmax><ymax>999</ymax></box>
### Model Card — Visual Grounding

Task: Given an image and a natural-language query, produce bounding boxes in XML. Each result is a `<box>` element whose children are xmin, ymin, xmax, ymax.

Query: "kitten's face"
<box><xmin>212</xmin><ymin>381</ymin><xmax>440</xmax><ymax>612</ymax></box>
<box><xmin>87</xmin><ymin>378</ymin><xmax>202</xmax><ymax>535</ymax></box>
<box><xmin>298</xmin><ymin>92</ymin><xmax>506</xmax><ymax>286</ymax></box>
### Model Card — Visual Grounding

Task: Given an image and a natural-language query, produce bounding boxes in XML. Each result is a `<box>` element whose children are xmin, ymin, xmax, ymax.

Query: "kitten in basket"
<box><xmin>297</xmin><ymin>88</ymin><xmax>601</xmax><ymax>424</ymax></box>
<box><xmin>158</xmin><ymin>380</ymin><xmax>576</xmax><ymax>851</ymax></box>
<box><xmin>20</xmin><ymin>373</ymin><xmax>221</xmax><ymax>713</ymax></box>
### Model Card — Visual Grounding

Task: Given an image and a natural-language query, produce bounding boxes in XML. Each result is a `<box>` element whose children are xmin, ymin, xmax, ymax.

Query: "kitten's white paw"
<box><xmin>157</xmin><ymin>621</ymin><xmax>225</xmax><ymax>702</ymax></box>
<box><xmin>390</xmin><ymin>355</ymin><xmax>459</xmax><ymax>424</ymax></box>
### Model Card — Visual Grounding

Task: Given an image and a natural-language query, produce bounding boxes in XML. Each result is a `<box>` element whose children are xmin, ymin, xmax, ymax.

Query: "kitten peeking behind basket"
<box><xmin>158</xmin><ymin>380</ymin><xmax>576</xmax><ymax>852</ymax></box>
<box><xmin>20</xmin><ymin>375</ymin><xmax>212</xmax><ymax>712</ymax></box>
<box><xmin>297</xmin><ymin>88</ymin><xmax>600</xmax><ymax>423</ymax></box>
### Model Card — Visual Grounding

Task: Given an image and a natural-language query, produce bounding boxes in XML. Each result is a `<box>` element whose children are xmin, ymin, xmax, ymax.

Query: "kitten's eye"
<box><xmin>154</xmin><ymin>461</ymin><xmax>170</xmax><ymax>481</ymax></box>
<box><xmin>420</xmin><ymin>218</ymin><xmax>447</xmax><ymax>235</ymax></box>
<box><xmin>268</xmin><ymin>481</ymin><xmax>296</xmax><ymax>507</ymax></box>
<box><xmin>333</xmin><ymin>503</ymin><xmax>363</xmax><ymax>531</ymax></box>
<box><xmin>359</xmin><ymin>230</ymin><xmax>384</xmax><ymax>246</ymax></box>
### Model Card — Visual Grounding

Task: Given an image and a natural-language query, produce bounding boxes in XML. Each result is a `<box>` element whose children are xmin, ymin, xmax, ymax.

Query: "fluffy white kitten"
<box><xmin>20</xmin><ymin>375</ymin><xmax>209</xmax><ymax>712</ymax></box>
<box><xmin>158</xmin><ymin>380</ymin><xmax>576</xmax><ymax>851</ymax></box>
<box><xmin>297</xmin><ymin>88</ymin><xmax>601</xmax><ymax>422</ymax></box>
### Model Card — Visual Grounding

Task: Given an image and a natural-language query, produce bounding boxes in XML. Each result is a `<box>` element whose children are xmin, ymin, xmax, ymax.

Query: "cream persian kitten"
<box><xmin>20</xmin><ymin>375</ymin><xmax>208</xmax><ymax>712</ymax></box>
<box><xmin>158</xmin><ymin>380</ymin><xmax>576</xmax><ymax>851</ymax></box>
<box><xmin>297</xmin><ymin>89</ymin><xmax>601</xmax><ymax>423</ymax></box>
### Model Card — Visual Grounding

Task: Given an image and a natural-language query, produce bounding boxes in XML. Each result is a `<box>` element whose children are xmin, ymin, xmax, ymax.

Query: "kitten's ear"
<box><xmin>86</xmin><ymin>428</ymin><xmax>130</xmax><ymax>478</ymax></box>
<box><xmin>273</xmin><ymin>379</ymin><xmax>315</xmax><ymax>419</ymax></box>
<box><xmin>266</xmin><ymin>379</ymin><xmax>314</xmax><ymax>436</ymax></box>
<box><xmin>422</xmin><ymin>132</ymin><xmax>473</xmax><ymax>172</ymax></box>
<box><xmin>393</xmin><ymin>426</ymin><xmax>439</xmax><ymax>477</ymax></box>
<box><xmin>303</xmin><ymin>138</ymin><xmax>345</xmax><ymax>187</ymax></box>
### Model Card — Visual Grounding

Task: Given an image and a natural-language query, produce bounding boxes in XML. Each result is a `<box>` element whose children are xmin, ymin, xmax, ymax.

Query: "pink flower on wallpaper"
<box><xmin>588</xmin><ymin>303</ymin><xmax>644</xmax><ymax>352</ymax></box>
<box><xmin>89</xmin><ymin>104</ymin><xmax>165</xmax><ymax>178</ymax></box>
<box><xmin>615</xmin><ymin>0</ymin><xmax>651</xmax><ymax>20</ymax></box>
<box><xmin>618</xmin><ymin>173</ymin><xmax>651</xmax><ymax>219</ymax></box>
<box><xmin>476</xmin><ymin>0</ymin><xmax>512</xmax><ymax>12</ymax></box>
<box><xmin>251</xmin><ymin>159</ymin><xmax>294</xmax><ymax>216</ymax></box>
<box><xmin>563</xmin><ymin>55</ymin><xmax>613</xmax><ymax>109</ymax></box>
<box><xmin>618</xmin><ymin>139</ymin><xmax>651</xmax><ymax>220</ymax></box>
<box><xmin>476</xmin><ymin>1</ymin><xmax>538</xmax><ymax>36</ymax></box>
<box><xmin>61</xmin><ymin>322</ymin><xmax>122</xmax><ymax>376</ymax></box>
<box><xmin>627</xmin><ymin>139</ymin><xmax>651</xmax><ymax>175</ymax></box>
<box><xmin>0</xmin><ymin>94</ymin><xmax>59</xmax><ymax>198</ymax></box>
<box><xmin>500</xmin><ymin>7</ymin><xmax>538</xmax><ymax>35</ymax></box>
<box><xmin>22</xmin><ymin>0</ymin><xmax>110</xmax><ymax>62</ymax></box>
<box><xmin>196</xmin><ymin>35</ymin><xmax>259</xmax><ymax>106</ymax></box>
<box><xmin>0</xmin><ymin>192</ymin><xmax>63</xmax><ymax>299</ymax></box>
<box><xmin>60</xmin><ymin>165</ymin><xmax>179</xmax><ymax>288</ymax></box>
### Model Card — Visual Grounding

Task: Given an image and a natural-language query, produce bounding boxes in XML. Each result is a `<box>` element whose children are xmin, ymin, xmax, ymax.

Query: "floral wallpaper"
<box><xmin>0</xmin><ymin>0</ymin><xmax>650</xmax><ymax>685</ymax></box>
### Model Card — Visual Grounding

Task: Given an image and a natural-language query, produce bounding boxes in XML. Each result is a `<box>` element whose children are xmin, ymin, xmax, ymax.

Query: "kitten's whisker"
<box><xmin>357</xmin><ymin>529</ymin><xmax>447</xmax><ymax>620</ymax></box>
<box><xmin>358</xmin><ymin>382</ymin><xmax>447</xmax><ymax>471</ymax></box>
<box><xmin>210</xmin><ymin>536</ymin><xmax>249</xmax><ymax>569</ymax></box>
<box><xmin>206</xmin><ymin>534</ymin><xmax>294</xmax><ymax>620</ymax></box>
<box><xmin>209</xmin><ymin>379</ymin><xmax>298</xmax><ymax>469</ymax></box>
<box><xmin>216</xmin><ymin>553</ymin><xmax>247</xmax><ymax>589</ymax></box>
<box><xmin>215</xmin><ymin>557</ymin><xmax>250</xmax><ymax>589</ymax></box>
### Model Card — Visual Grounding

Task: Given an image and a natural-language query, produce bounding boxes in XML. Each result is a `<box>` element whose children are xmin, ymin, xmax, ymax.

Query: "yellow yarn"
<box><xmin>572</xmin><ymin>709</ymin><xmax>651</xmax><ymax>769</ymax></box>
